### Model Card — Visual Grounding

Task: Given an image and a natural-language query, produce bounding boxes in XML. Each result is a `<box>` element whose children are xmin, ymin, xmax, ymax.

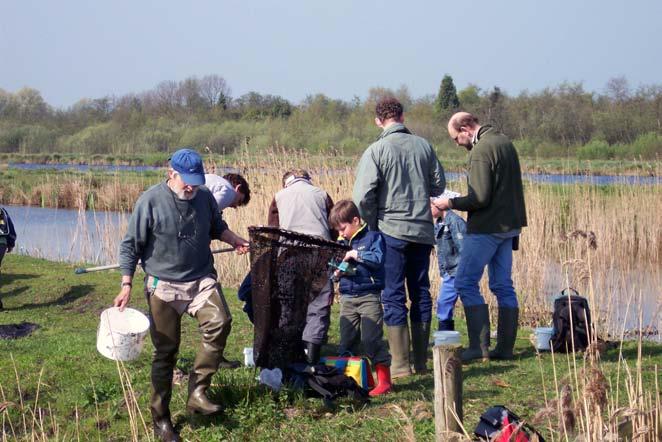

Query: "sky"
<box><xmin>2</xmin><ymin>0</ymin><xmax>661</xmax><ymax>108</ymax></box>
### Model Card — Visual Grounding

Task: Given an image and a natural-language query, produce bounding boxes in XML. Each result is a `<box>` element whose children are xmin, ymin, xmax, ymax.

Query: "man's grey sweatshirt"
<box><xmin>119</xmin><ymin>181</ymin><xmax>228</xmax><ymax>282</ymax></box>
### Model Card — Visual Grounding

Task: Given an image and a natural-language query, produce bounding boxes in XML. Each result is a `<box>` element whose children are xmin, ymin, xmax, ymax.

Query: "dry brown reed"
<box><xmin>9</xmin><ymin>149</ymin><xmax>662</xmax><ymax>334</ymax></box>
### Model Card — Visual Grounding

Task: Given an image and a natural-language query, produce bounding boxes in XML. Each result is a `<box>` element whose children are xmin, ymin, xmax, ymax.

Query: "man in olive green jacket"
<box><xmin>353</xmin><ymin>97</ymin><xmax>445</xmax><ymax>378</ymax></box>
<box><xmin>436</xmin><ymin>112</ymin><xmax>527</xmax><ymax>363</ymax></box>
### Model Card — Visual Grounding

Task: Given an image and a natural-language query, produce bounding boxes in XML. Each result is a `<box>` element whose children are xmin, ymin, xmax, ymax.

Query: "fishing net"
<box><xmin>249</xmin><ymin>226</ymin><xmax>349</xmax><ymax>369</ymax></box>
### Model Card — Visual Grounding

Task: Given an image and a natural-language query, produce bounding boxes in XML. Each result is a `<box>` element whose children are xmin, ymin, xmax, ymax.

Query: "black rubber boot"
<box><xmin>437</xmin><ymin>319</ymin><xmax>455</xmax><ymax>331</ymax></box>
<box><xmin>148</xmin><ymin>295</ymin><xmax>182</xmax><ymax>442</ymax></box>
<box><xmin>410</xmin><ymin>322</ymin><xmax>431</xmax><ymax>374</ymax></box>
<box><xmin>304</xmin><ymin>341</ymin><xmax>321</xmax><ymax>365</ymax></box>
<box><xmin>187</xmin><ymin>293</ymin><xmax>231</xmax><ymax>415</ymax></box>
<box><xmin>461</xmin><ymin>304</ymin><xmax>490</xmax><ymax>362</ymax></box>
<box><xmin>489</xmin><ymin>307</ymin><xmax>519</xmax><ymax>360</ymax></box>
<box><xmin>152</xmin><ymin>415</ymin><xmax>180</xmax><ymax>442</ymax></box>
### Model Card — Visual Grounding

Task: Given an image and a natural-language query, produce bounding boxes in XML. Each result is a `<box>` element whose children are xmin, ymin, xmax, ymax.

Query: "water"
<box><xmin>9</xmin><ymin>162</ymin><xmax>161</xmax><ymax>173</ymax></box>
<box><xmin>444</xmin><ymin>172</ymin><xmax>660</xmax><ymax>185</ymax></box>
<box><xmin>8</xmin><ymin>163</ymin><xmax>661</xmax><ymax>185</ymax></box>
<box><xmin>6</xmin><ymin>204</ymin><xmax>126</xmax><ymax>265</ymax></box>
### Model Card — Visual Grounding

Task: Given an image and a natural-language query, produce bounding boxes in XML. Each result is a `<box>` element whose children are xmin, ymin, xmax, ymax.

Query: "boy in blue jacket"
<box><xmin>329</xmin><ymin>200</ymin><xmax>392</xmax><ymax>396</ymax></box>
<box><xmin>0</xmin><ymin>207</ymin><xmax>17</xmax><ymax>311</ymax></box>
<box><xmin>431</xmin><ymin>192</ymin><xmax>466</xmax><ymax>331</ymax></box>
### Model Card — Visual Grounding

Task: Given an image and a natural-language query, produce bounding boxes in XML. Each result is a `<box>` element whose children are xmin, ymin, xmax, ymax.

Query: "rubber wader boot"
<box><xmin>148</xmin><ymin>295</ymin><xmax>182</xmax><ymax>442</ymax></box>
<box><xmin>369</xmin><ymin>364</ymin><xmax>392</xmax><ymax>396</ymax></box>
<box><xmin>187</xmin><ymin>294</ymin><xmax>232</xmax><ymax>415</ymax></box>
<box><xmin>410</xmin><ymin>321</ymin><xmax>431</xmax><ymax>374</ymax></box>
<box><xmin>438</xmin><ymin>319</ymin><xmax>455</xmax><ymax>331</ymax></box>
<box><xmin>304</xmin><ymin>341</ymin><xmax>321</xmax><ymax>365</ymax></box>
<box><xmin>387</xmin><ymin>325</ymin><xmax>412</xmax><ymax>378</ymax></box>
<box><xmin>489</xmin><ymin>307</ymin><xmax>519</xmax><ymax>360</ymax></box>
<box><xmin>461</xmin><ymin>304</ymin><xmax>491</xmax><ymax>362</ymax></box>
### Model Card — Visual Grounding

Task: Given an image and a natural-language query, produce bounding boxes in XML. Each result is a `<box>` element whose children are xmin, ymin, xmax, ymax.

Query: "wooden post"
<box><xmin>433</xmin><ymin>343</ymin><xmax>463</xmax><ymax>440</ymax></box>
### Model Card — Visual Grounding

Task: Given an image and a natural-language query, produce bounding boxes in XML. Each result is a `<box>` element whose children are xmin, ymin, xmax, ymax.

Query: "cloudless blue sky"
<box><xmin>2</xmin><ymin>0</ymin><xmax>661</xmax><ymax>108</ymax></box>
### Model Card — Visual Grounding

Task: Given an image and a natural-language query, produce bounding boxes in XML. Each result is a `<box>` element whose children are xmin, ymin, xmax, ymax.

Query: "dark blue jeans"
<box><xmin>454</xmin><ymin>233</ymin><xmax>518</xmax><ymax>308</ymax></box>
<box><xmin>382</xmin><ymin>234</ymin><xmax>433</xmax><ymax>326</ymax></box>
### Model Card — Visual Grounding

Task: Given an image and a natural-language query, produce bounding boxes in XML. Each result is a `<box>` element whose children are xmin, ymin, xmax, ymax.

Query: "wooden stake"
<box><xmin>433</xmin><ymin>343</ymin><xmax>463</xmax><ymax>440</ymax></box>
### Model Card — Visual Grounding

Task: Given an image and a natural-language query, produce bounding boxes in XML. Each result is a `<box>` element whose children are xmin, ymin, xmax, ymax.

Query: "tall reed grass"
<box><xmin>10</xmin><ymin>149</ymin><xmax>657</xmax><ymax>335</ymax></box>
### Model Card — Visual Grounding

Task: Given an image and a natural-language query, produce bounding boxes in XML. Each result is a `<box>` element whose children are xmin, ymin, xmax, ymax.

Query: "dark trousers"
<box><xmin>382</xmin><ymin>234</ymin><xmax>433</xmax><ymax>326</ymax></box>
<box><xmin>302</xmin><ymin>278</ymin><xmax>333</xmax><ymax>345</ymax></box>
<box><xmin>0</xmin><ymin>244</ymin><xmax>6</xmax><ymax>307</ymax></box>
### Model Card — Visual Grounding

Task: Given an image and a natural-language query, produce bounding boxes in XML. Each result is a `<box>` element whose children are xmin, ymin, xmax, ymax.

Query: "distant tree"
<box><xmin>199</xmin><ymin>75</ymin><xmax>231</xmax><ymax>110</ymax></box>
<box><xmin>0</xmin><ymin>89</ymin><xmax>10</xmax><ymax>115</ymax></box>
<box><xmin>10</xmin><ymin>87</ymin><xmax>50</xmax><ymax>122</ymax></box>
<box><xmin>234</xmin><ymin>92</ymin><xmax>292</xmax><ymax>119</ymax></box>
<box><xmin>485</xmin><ymin>86</ymin><xmax>506</xmax><ymax>130</ymax></box>
<box><xmin>153</xmin><ymin>81</ymin><xmax>180</xmax><ymax>116</ymax></box>
<box><xmin>605</xmin><ymin>76</ymin><xmax>630</xmax><ymax>102</ymax></box>
<box><xmin>457</xmin><ymin>84</ymin><xmax>481</xmax><ymax>110</ymax></box>
<box><xmin>178</xmin><ymin>77</ymin><xmax>205</xmax><ymax>115</ymax></box>
<box><xmin>434</xmin><ymin>75</ymin><xmax>460</xmax><ymax>117</ymax></box>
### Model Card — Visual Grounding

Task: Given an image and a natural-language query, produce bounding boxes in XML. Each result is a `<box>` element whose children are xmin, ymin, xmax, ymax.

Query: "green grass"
<box><xmin>0</xmin><ymin>254</ymin><xmax>660</xmax><ymax>440</ymax></box>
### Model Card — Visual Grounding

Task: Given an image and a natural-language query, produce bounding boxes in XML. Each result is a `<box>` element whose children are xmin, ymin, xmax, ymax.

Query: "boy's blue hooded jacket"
<box><xmin>338</xmin><ymin>224</ymin><xmax>385</xmax><ymax>296</ymax></box>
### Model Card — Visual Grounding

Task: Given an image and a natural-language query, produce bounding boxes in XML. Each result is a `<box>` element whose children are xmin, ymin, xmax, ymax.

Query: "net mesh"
<box><xmin>249</xmin><ymin>226</ymin><xmax>349</xmax><ymax>369</ymax></box>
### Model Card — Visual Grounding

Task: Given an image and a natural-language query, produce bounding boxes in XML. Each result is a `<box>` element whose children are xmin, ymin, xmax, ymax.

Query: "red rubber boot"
<box><xmin>369</xmin><ymin>364</ymin><xmax>392</xmax><ymax>397</ymax></box>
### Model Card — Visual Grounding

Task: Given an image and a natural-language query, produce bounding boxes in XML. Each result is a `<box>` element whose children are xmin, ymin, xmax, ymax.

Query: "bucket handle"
<box><xmin>560</xmin><ymin>287</ymin><xmax>580</xmax><ymax>297</ymax></box>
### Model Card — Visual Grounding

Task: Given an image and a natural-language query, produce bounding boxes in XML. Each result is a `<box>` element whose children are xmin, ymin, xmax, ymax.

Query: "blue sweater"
<box><xmin>337</xmin><ymin>224</ymin><xmax>385</xmax><ymax>296</ymax></box>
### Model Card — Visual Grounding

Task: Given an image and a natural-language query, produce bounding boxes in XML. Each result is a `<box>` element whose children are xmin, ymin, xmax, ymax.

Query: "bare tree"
<box><xmin>199</xmin><ymin>74</ymin><xmax>232</xmax><ymax>110</ymax></box>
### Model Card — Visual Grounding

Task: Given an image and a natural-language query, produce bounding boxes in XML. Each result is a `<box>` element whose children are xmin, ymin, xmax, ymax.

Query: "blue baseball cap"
<box><xmin>169</xmin><ymin>148</ymin><xmax>205</xmax><ymax>185</ymax></box>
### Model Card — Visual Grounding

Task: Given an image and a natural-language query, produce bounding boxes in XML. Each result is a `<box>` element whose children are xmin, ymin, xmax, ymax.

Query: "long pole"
<box><xmin>74</xmin><ymin>247</ymin><xmax>237</xmax><ymax>274</ymax></box>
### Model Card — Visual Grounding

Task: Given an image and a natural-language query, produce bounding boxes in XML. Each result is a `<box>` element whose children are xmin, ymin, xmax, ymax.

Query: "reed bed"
<box><xmin>5</xmin><ymin>149</ymin><xmax>661</xmax><ymax>335</ymax></box>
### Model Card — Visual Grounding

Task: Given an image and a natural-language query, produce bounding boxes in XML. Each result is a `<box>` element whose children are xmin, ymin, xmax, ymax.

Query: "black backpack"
<box><xmin>550</xmin><ymin>288</ymin><xmax>592</xmax><ymax>353</ymax></box>
<box><xmin>475</xmin><ymin>405</ymin><xmax>545</xmax><ymax>441</ymax></box>
<box><xmin>0</xmin><ymin>208</ymin><xmax>10</xmax><ymax>236</ymax></box>
<box><xmin>287</xmin><ymin>363</ymin><xmax>369</xmax><ymax>409</ymax></box>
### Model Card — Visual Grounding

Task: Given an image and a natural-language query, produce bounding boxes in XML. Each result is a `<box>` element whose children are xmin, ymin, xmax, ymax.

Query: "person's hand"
<box><xmin>435</xmin><ymin>198</ymin><xmax>451</xmax><ymax>211</ymax></box>
<box><xmin>233</xmin><ymin>237</ymin><xmax>250</xmax><ymax>255</ymax></box>
<box><xmin>113</xmin><ymin>287</ymin><xmax>131</xmax><ymax>311</ymax></box>
<box><xmin>343</xmin><ymin>250</ymin><xmax>359</xmax><ymax>262</ymax></box>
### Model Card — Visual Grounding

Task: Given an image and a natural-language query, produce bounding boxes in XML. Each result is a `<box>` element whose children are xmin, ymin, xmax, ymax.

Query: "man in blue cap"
<box><xmin>114</xmin><ymin>148</ymin><xmax>249</xmax><ymax>442</ymax></box>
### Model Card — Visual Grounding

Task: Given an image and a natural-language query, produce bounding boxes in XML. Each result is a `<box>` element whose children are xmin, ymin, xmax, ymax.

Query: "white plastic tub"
<box><xmin>243</xmin><ymin>347</ymin><xmax>255</xmax><ymax>367</ymax></box>
<box><xmin>433</xmin><ymin>330</ymin><xmax>461</xmax><ymax>346</ymax></box>
<box><xmin>534</xmin><ymin>327</ymin><xmax>554</xmax><ymax>351</ymax></box>
<box><xmin>97</xmin><ymin>307</ymin><xmax>150</xmax><ymax>361</ymax></box>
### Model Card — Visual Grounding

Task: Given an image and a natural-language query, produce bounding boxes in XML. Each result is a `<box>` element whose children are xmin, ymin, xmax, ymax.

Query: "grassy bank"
<box><xmin>0</xmin><ymin>254</ymin><xmax>660</xmax><ymax>440</ymax></box>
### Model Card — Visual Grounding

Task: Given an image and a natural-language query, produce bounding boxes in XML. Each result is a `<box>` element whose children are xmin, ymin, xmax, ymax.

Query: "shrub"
<box><xmin>577</xmin><ymin>139</ymin><xmax>617</xmax><ymax>160</ymax></box>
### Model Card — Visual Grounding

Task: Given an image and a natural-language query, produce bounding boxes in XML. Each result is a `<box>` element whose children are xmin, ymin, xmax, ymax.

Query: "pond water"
<box><xmin>7</xmin><ymin>204</ymin><xmax>126</xmax><ymax>265</ymax></box>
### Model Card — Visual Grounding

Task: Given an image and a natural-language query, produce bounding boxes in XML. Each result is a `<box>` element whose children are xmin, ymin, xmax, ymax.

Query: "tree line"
<box><xmin>0</xmin><ymin>74</ymin><xmax>660</xmax><ymax>160</ymax></box>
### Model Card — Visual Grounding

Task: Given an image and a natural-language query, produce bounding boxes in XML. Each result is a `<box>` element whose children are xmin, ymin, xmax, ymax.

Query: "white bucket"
<box><xmin>535</xmin><ymin>327</ymin><xmax>554</xmax><ymax>351</ymax></box>
<box><xmin>433</xmin><ymin>330</ymin><xmax>461</xmax><ymax>346</ymax></box>
<box><xmin>97</xmin><ymin>307</ymin><xmax>150</xmax><ymax>361</ymax></box>
<box><xmin>243</xmin><ymin>347</ymin><xmax>255</xmax><ymax>367</ymax></box>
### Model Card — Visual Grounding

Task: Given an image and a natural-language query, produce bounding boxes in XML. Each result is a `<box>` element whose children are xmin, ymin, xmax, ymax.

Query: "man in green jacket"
<box><xmin>353</xmin><ymin>97</ymin><xmax>446</xmax><ymax>378</ymax></box>
<box><xmin>436</xmin><ymin>112</ymin><xmax>527</xmax><ymax>362</ymax></box>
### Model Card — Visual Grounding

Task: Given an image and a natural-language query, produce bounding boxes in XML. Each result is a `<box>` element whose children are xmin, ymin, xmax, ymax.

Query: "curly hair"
<box><xmin>375</xmin><ymin>97</ymin><xmax>403</xmax><ymax>121</ymax></box>
<box><xmin>222</xmin><ymin>173</ymin><xmax>251</xmax><ymax>206</ymax></box>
